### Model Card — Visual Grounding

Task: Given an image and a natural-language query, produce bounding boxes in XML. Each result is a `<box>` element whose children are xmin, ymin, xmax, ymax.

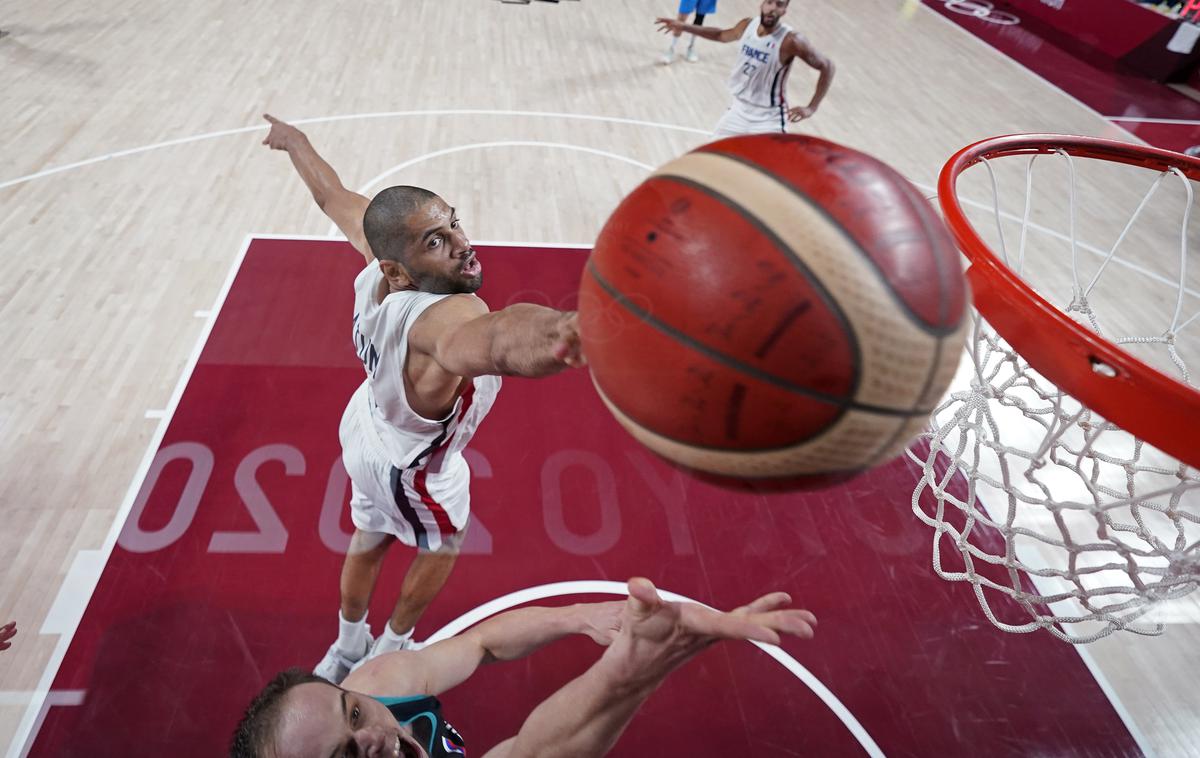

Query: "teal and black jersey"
<box><xmin>375</xmin><ymin>695</ymin><xmax>466</xmax><ymax>757</ymax></box>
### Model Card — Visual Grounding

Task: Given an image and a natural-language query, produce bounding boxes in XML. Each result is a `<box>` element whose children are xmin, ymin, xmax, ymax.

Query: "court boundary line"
<box><xmin>1106</xmin><ymin>116</ymin><xmax>1200</xmax><ymax>126</ymax></box>
<box><xmin>425</xmin><ymin>580</ymin><xmax>885</xmax><ymax>758</ymax></box>
<box><xmin>3</xmin><ymin>238</ymin><xmax>587</xmax><ymax>758</ymax></box>
<box><xmin>6</xmin><ymin>235</ymin><xmax>254</xmax><ymax>758</ymax></box>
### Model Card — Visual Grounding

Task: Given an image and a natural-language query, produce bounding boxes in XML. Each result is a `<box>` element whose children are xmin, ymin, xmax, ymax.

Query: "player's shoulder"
<box><xmin>417</xmin><ymin>293</ymin><xmax>491</xmax><ymax>323</ymax></box>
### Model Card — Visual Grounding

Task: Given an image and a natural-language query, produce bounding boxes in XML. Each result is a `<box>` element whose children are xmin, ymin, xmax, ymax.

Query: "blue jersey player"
<box><xmin>662</xmin><ymin>0</ymin><xmax>718</xmax><ymax>64</ymax></box>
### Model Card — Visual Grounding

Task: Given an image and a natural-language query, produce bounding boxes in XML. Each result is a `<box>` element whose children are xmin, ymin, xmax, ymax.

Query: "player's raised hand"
<box><xmin>603</xmin><ymin>578</ymin><xmax>816</xmax><ymax>686</ymax></box>
<box><xmin>0</xmin><ymin>622</ymin><xmax>16</xmax><ymax>652</ymax></box>
<box><xmin>655</xmin><ymin>17</ymin><xmax>684</xmax><ymax>34</ymax></box>
<box><xmin>261</xmin><ymin>113</ymin><xmax>307</xmax><ymax>151</ymax></box>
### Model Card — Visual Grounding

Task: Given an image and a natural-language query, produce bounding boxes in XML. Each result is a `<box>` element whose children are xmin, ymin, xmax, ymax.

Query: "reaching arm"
<box><xmin>784</xmin><ymin>35</ymin><xmax>836</xmax><ymax>122</ymax></box>
<box><xmin>484</xmin><ymin>579</ymin><xmax>817</xmax><ymax>758</ymax></box>
<box><xmin>343</xmin><ymin>602</ymin><xmax>622</xmax><ymax>698</ymax></box>
<box><xmin>261</xmin><ymin>114</ymin><xmax>373</xmax><ymax>263</ymax></box>
<box><xmin>655</xmin><ymin>16</ymin><xmax>749</xmax><ymax>43</ymax></box>
<box><xmin>408</xmin><ymin>295</ymin><xmax>585</xmax><ymax>379</ymax></box>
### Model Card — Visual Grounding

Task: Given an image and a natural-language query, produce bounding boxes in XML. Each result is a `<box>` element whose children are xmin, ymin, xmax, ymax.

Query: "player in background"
<box><xmin>657</xmin><ymin>0</ymin><xmax>835</xmax><ymax>137</ymax></box>
<box><xmin>661</xmin><ymin>0</ymin><xmax>718</xmax><ymax>64</ymax></box>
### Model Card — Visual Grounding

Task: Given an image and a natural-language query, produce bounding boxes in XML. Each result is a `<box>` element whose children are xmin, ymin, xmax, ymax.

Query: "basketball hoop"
<box><xmin>910</xmin><ymin>134</ymin><xmax>1200</xmax><ymax>643</ymax></box>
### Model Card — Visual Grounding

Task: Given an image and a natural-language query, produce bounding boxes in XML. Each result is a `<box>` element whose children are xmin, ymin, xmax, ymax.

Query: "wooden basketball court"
<box><xmin>2</xmin><ymin>0</ymin><xmax>1197</xmax><ymax>755</ymax></box>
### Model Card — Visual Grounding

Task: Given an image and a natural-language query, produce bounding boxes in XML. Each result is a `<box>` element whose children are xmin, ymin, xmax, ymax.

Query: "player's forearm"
<box><xmin>486</xmin><ymin>304</ymin><xmax>575</xmax><ymax>378</ymax></box>
<box><xmin>499</xmin><ymin>651</ymin><xmax>670</xmax><ymax>758</ymax></box>
<box><xmin>806</xmin><ymin>62</ymin><xmax>835</xmax><ymax>110</ymax></box>
<box><xmin>283</xmin><ymin>134</ymin><xmax>350</xmax><ymax>212</ymax></box>
<box><xmin>679</xmin><ymin>23</ymin><xmax>723</xmax><ymax>41</ymax></box>
<box><xmin>473</xmin><ymin>605</ymin><xmax>587</xmax><ymax>663</ymax></box>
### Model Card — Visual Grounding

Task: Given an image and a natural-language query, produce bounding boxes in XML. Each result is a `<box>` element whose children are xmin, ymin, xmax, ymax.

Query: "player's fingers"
<box><xmin>754</xmin><ymin>609</ymin><xmax>817</xmax><ymax>639</ymax></box>
<box><xmin>263</xmin><ymin>113</ymin><xmax>279</xmax><ymax>124</ymax></box>
<box><xmin>626</xmin><ymin>577</ymin><xmax>661</xmax><ymax>617</ymax></box>
<box><xmin>678</xmin><ymin>604</ymin><xmax>778</xmax><ymax>644</ymax></box>
<box><xmin>734</xmin><ymin>591</ymin><xmax>792</xmax><ymax>615</ymax></box>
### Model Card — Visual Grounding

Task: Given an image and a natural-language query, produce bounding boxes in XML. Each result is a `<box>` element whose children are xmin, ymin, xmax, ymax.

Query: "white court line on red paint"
<box><xmin>7</xmin><ymin>235</ymin><xmax>255</xmax><ymax>758</ymax></box>
<box><xmin>3</xmin><ymin>238</ymin><xmax>594</xmax><ymax>758</ymax></box>
<box><xmin>1106</xmin><ymin>116</ymin><xmax>1200</xmax><ymax>126</ymax></box>
<box><xmin>425</xmin><ymin>581</ymin><xmax>885</xmax><ymax>758</ymax></box>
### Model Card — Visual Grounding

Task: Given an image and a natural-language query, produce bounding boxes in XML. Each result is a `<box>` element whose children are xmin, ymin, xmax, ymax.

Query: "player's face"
<box><xmin>760</xmin><ymin>0</ymin><xmax>789</xmax><ymax>27</ymax></box>
<box><xmin>402</xmin><ymin>198</ymin><xmax>483</xmax><ymax>295</ymax></box>
<box><xmin>273</xmin><ymin>682</ymin><xmax>429</xmax><ymax>758</ymax></box>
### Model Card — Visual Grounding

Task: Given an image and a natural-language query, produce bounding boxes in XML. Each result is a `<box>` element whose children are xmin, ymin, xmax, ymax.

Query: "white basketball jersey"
<box><xmin>347</xmin><ymin>262</ymin><xmax>500</xmax><ymax>474</ymax></box>
<box><xmin>728</xmin><ymin>20</ymin><xmax>794</xmax><ymax>110</ymax></box>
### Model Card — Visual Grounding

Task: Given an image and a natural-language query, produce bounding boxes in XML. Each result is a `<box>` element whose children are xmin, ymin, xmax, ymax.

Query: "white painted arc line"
<box><xmin>333</xmin><ymin>141</ymin><xmax>655</xmax><ymax>236</ymax></box>
<box><xmin>5</xmin><ymin>235</ymin><xmax>256</xmax><ymax>758</ymax></box>
<box><xmin>0</xmin><ymin>110</ymin><xmax>708</xmax><ymax>191</ymax></box>
<box><xmin>423</xmin><ymin>580</ymin><xmax>886</xmax><ymax>758</ymax></box>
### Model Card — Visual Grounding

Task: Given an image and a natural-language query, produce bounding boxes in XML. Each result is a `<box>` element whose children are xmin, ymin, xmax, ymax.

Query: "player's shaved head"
<box><xmin>363</xmin><ymin>185</ymin><xmax>441</xmax><ymax>262</ymax></box>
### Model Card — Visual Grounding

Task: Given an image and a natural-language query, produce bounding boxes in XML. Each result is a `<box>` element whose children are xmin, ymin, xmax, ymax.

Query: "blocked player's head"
<box><xmin>363</xmin><ymin>186</ymin><xmax>483</xmax><ymax>295</ymax></box>
<box><xmin>230</xmin><ymin>668</ymin><xmax>428</xmax><ymax>758</ymax></box>
<box><xmin>760</xmin><ymin>0</ymin><xmax>790</xmax><ymax>28</ymax></box>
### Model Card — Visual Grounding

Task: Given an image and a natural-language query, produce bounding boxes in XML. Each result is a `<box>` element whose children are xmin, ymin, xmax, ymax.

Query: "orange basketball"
<box><xmin>579</xmin><ymin>135</ymin><xmax>968</xmax><ymax>485</ymax></box>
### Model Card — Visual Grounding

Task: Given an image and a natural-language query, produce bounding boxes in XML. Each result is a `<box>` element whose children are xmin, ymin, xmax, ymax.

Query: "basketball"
<box><xmin>579</xmin><ymin>134</ymin><xmax>968</xmax><ymax>484</ymax></box>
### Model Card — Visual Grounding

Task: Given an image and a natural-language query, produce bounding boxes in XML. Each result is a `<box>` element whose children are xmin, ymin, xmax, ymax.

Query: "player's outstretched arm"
<box><xmin>784</xmin><ymin>35</ymin><xmax>836</xmax><ymax>122</ymax></box>
<box><xmin>409</xmin><ymin>295</ymin><xmax>585</xmax><ymax>379</ymax></box>
<box><xmin>483</xmin><ymin>578</ymin><xmax>817</xmax><ymax>758</ymax></box>
<box><xmin>655</xmin><ymin>16</ymin><xmax>749</xmax><ymax>43</ymax></box>
<box><xmin>261</xmin><ymin>114</ymin><xmax>373</xmax><ymax>263</ymax></box>
<box><xmin>343</xmin><ymin>602</ymin><xmax>622</xmax><ymax>698</ymax></box>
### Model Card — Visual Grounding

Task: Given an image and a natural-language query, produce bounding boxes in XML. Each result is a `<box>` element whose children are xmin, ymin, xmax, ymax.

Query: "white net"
<box><xmin>909</xmin><ymin>145</ymin><xmax>1200</xmax><ymax>644</ymax></box>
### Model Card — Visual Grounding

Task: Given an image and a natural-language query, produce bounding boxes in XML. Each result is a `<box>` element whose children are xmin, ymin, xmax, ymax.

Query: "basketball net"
<box><xmin>910</xmin><ymin>142</ymin><xmax>1200</xmax><ymax>643</ymax></box>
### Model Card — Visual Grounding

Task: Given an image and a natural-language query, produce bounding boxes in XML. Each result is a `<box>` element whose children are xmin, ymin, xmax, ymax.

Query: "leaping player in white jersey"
<box><xmin>656</xmin><ymin>0</ymin><xmax>835</xmax><ymax>138</ymax></box>
<box><xmin>262</xmin><ymin>115</ymin><xmax>585</xmax><ymax>684</ymax></box>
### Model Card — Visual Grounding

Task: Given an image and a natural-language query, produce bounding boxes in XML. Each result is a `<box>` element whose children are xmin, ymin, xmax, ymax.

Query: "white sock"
<box><xmin>336</xmin><ymin>611</ymin><xmax>368</xmax><ymax>655</ymax></box>
<box><xmin>668</xmin><ymin>37</ymin><xmax>678</xmax><ymax>53</ymax></box>
<box><xmin>372</xmin><ymin>622</ymin><xmax>414</xmax><ymax>655</ymax></box>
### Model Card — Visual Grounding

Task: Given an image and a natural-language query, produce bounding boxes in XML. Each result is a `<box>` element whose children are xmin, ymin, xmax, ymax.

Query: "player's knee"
<box><xmin>349</xmin><ymin>529</ymin><xmax>395</xmax><ymax>556</ymax></box>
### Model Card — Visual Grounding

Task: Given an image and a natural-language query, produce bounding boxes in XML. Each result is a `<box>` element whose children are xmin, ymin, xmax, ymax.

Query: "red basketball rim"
<box><xmin>939</xmin><ymin>134</ymin><xmax>1200</xmax><ymax>470</ymax></box>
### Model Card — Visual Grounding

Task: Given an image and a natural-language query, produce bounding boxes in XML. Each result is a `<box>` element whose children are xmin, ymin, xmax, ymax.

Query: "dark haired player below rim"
<box><xmin>231</xmin><ymin>578</ymin><xmax>816</xmax><ymax>757</ymax></box>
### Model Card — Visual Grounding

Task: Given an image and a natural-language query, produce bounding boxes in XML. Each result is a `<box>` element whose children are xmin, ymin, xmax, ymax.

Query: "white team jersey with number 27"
<box><xmin>727</xmin><ymin>20</ymin><xmax>794</xmax><ymax>110</ymax></box>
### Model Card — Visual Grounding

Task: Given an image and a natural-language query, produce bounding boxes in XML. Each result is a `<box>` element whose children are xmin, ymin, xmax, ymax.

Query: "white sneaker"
<box><xmin>348</xmin><ymin>631</ymin><xmax>422</xmax><ymax>675</ymax></box>
<box><xmin>314</xmin><ymin>630</ymin><xmax>374</xmax><ymax>685</ymax></box>
<box><xmin>660</xmin><ymin>51</ymin><xmax>675</xmax><ymax>65</ymax></box>
<box><xmin>686</xmin><ymin>48</ymin><xmax>699</xmax><ymax>62</ymax></box>
<box><xmin>1185</xmin><ymin>145</ymin><xmax>1200</xmax><ymax>158</ymax></box>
